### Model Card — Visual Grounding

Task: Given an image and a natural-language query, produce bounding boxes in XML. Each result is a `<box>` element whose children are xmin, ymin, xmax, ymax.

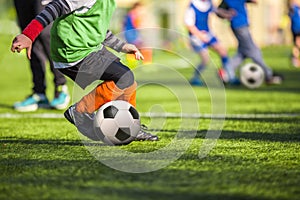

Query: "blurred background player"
<box><xmin>217</xmin><ymin>0</ymin><xmax>283</xmax><ymax>85</ymax></box>
<box><xmin>184</xmin><ymin>0</ymin><xmax>238</xmax><ymax>86</ymax></box>
<box><xmin>13</xmin><ymin>0</ymin><xmax>70</xmax><ymax>112</ymax></box>
<box><xmin>123</xmin><ymin>2</ymin><xmax>152</xmax><ymax>64</ymax></box>
<box><xmin>288</xmin><ymin>0</ymin><xmax>300</xmax><ymax>68</ymax></box>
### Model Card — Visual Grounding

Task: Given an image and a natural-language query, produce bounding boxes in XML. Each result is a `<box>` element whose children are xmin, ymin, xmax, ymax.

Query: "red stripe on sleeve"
<box><xmin>22</xmin><ymin>19</ymin><xmax>44</xmax><ymax>42</ymax></box>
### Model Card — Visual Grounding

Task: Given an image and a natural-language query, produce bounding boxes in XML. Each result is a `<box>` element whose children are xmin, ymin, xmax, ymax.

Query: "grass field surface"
<box><xmin>0</xmin><ymin>31</ymin><xmax>300</xmax><ymax>200</ymax></box>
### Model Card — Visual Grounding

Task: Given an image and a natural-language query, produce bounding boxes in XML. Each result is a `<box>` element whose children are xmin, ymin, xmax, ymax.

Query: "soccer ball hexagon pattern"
<box><xmin>240</xmin><ymin>63</ymin><xmax>265</xmax><ymax>89</ymax></box>
<box><xmin>93</xmin><ymin>100</ymin><xmax>140</xmax><ymax>145</ymax></box>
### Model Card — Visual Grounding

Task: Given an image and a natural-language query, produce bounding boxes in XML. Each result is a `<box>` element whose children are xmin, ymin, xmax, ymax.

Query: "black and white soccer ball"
<box><xmin>93</xmin><ymin>100</ymin><xmax>140</xmax><ymax>145</ymax></box>
<box><xmin>240</xmin><ymin>63</ymin><xmax>265</xmax><ymax>89</ymax></box>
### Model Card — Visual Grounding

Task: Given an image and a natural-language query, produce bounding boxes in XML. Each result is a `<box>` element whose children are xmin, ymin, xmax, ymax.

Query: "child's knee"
<box><xmin>116</xmin><ymin>70</ymin><xmax>135</xmax><ymax>89</ymax></box>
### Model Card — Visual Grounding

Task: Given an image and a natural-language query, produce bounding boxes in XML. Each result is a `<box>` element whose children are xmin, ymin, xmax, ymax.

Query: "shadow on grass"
<box><xmin>0</xmin><ymin>103</ymin><xmax>13</xmax><ymax>109</ymax></box>
<box><xmin>149</xmin><ymin>126</ymin><xmax>300</xmax><ymax>143</ymax></box>
<box><xmin>0</xmin><ymin>139</ymin><xmax>108</xmax><ymax>147</ymax></box>
<box><xmin>214</xmin><ymin>130</ymin><xmax>300</xmax><ymax>142</ymax></box>
<box><xmin>0</xmin><ymin>135</ymin><xmax>298</xmax><ymax>199</ymax></box>
<box><xmin>0</xmin><ymin>156</ymin><xmax>274</xmax><ymax>200</ymax></box>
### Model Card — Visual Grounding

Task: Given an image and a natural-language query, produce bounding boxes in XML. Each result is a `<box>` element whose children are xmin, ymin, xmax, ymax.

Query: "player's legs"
<box><xmin>76</xmin><ymin>60</ymin><xmax>136</xmax><ymax>114</ymax></box>
<box><xmin>292</xmin><ymin>34</ymin><xmax>300</xmax><ymax>67</ymax></box>
<box><xmin>16</xmin><ymin>0</ymin><xmax>47</xmax><ymax>95</ymax></box>
<box><xmin>210</xmin><ymin>42</ymin><xmax>231</xmax><ymax>70</ymax></box>
<box><xmin>30</xmin><ymin>39</ymin><xmax>47</xmax><ymax>95</ymax></box>
<box><xmin>250</xmin><ymin>49</ymin><xmax>273</xmax><ymax>80</ymax></box>
<box><xmin>59</xmin><ymin>54</ymin><xmax>135</xmax><ymax>114</ymax></box>
<box><xmin>14</xmin><ymin>0</ymin><xmax>46</xmax><ymax>94</ymax></box>
<box><xmin>13</xmin><ymin>0</ymin><xmax>49</xmax><ymax>111</ymax></box>
<box><xmin>210</xmin><ymin>42</ymin><xmax>229</xmax><ymax>70</ymax></box>
<box><xmin>233</xmin><ymin>27</ymin><xmax>273</xmax><ymax>81</ymax></box>
<box><xmin>35</xmin><ymin>1</ymin><xmax>70</xmax><ymax>109</ymax></box>
<box><xmin>211</xmin><ymin>42</ymin><xmax>227</xmax><ymax>59</ymax></box>
<box><xmin>198</xmin><ymin>50</ymin><xmax>210</xmax><ymax>70</ymax></box>
<box><xmin>228</xmin><ymin>52</ymin><xmax>245</xmax><ymax>72</ymax></box>
<box><xmin>197</xmin><ymin>50</ymin><xmax>210</xmax><ymax>73</ymax></box>
<box><xmin>60</xmin><ymin>49</ymin><xmax>157</xmax><ymax>141</ymax></box>
<box><xmin>60</xmin><ymin>56</ymin><xmax>133</xmax><ymax>140</ymax></box>
<box><xmin>190</xmin><ymin>49</ymin><xmax>209</xmax><ymax>86</ymax></box>
<box><xmin>189</xmin><ymin>35</ymin><xmax>210</xmax><ymax>86</ymax></box>
<box><xmin>211</xmin><ymin>41</ymin><xmax>239</xmax><ymax>84</ymax></box>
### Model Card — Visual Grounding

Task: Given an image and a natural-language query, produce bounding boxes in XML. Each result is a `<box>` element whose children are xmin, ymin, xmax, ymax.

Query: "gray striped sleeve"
<box><xmin>102</xmin><ymin>30</ymin><xmax>126</xmax><ymax>52</ymax></box>
<box><xmin>36</xmin><ymin>0</ymin><xmax>71</xmax><ymax>27</ymax></box>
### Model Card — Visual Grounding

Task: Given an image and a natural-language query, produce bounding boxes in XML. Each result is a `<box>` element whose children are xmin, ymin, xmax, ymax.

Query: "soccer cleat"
<box><xmin>266</xmin><ymin>73</ymin><xmax>283</xmax><ymax>85</ymax></box>
<box><xmin>14</xmin><ymin>93</ymin><xmax>49</xmax><ymax>112</ymax></box>
<box><xmin>218</xmin><ymin>68</ymin><xmax>229</xmax><ymax>83</ymax></box>
<box><xmin>135</xmin><ymin>124</ymin><xmax>159</xmax><ymax>141</ymax></box>
<box><xmin>229</xmin><ymin>77</ymin><xmax>241</xmax><ymax>86</ymax></box>
<box><xmin>64</xmin><ymin>105</ymin><xmax>99</xmax><ymax>141</ymax></box>
<box><xmin>64</xmin><ymin>104</ymin><xmax>76</xmax><ymax>125</ymax></box>
<box><xmin>218</xmin><ymin>68</ymin><xmax>241</xmax><ymax>86</ymax></box>
<box><xmin>189</xmin><ymin>77</ymin><xmax>204</xmax><ymax>86</ymax></box>
<box><xmin>50</xmin><ymin>85</ymin><xmax>70</xmax><ymax>110</ymax></box>
<box><xmin>223</xmin><ymin>64</ymin><xmax>236</xmax><ymax>81</ymax></box>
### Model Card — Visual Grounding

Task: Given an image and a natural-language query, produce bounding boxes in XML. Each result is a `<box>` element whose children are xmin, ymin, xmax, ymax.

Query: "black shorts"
<box><xmin>58</xmin><ymin>47</ymin><xmax>134</xmax><ymax>89</ymax></box>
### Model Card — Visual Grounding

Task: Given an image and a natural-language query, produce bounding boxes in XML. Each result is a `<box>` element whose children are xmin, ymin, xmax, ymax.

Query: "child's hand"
<box><xmin>11</xmin><ymin>34</ymin><xmax>33</xmax><ymax>59</ymax></box>
<box><xmin>196</xmin><ymin>31</ymin><xmax>210</xmax><ymax>43</ymax></box>
<box><xmin>121</xmin><ymin>44</ymin><xmax>144</xmax><ymax>60</ymax></box>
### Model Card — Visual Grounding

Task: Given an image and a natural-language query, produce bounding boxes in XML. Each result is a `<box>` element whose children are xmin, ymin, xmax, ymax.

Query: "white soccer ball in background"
<box><xmin>94</xmin><ymin>100</ymin><xmax>140</xmax><ymax>145</ymax></box>
<box><xmin>240</xmin><ymin>63</ymin><xmax>265</xmax><ymax>89</ymax></box>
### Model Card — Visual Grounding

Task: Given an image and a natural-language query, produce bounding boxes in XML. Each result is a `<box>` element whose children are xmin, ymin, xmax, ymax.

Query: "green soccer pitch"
<box><xmin>0</xmin><ymin>32</ymin><xmax>300</xmax><ymax>200</ymax></box>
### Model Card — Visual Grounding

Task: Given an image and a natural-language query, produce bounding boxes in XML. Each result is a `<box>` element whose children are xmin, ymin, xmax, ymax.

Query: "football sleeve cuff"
<box><xmin>22</xmin><ymin>19</ymin><xmax>44</xmax><ymax>42</ymax></box>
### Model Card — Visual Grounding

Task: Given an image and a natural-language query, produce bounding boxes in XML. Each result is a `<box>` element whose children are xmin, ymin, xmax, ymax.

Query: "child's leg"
<box><xmin>211</xmin><ymin>42</ymin><xmax>229</xmax><ymax>67</ymax></box>
<box><xmin>76</xmin><ymin>60</ymin><xmax>136</xmax><ymax>113</ymax></box>
<box><xmin>118</xmin><ymin>81</ymin><xmax>137</xmax><ymax>107</ymax></box>
<box><xmin>76</xmin><ymin>80</ymin><xmax>124</xmax><ymax>114</ymax></box>
<box><xmin>292</xmin><ymin>35</ymin><xmax>300</xmax><ymax>67</ymax></box>
<box><xmin>190</xmin><ymin>50</ymin><xmax>208</xmax><ymax>86</ymax></box>
<box><xmin>211</xmin><ymin>42</ymin><xmax>236</xmax><ymax>81</ymax></box>
<box><xmin>76</xmin><ymin>80</ymin><xmax>137</xmax><ymax>114</ymax></box>
<box><xmin>194</xmin><ymin>50</ymin><xmax>209</xmax><ymax>77</ymax></box>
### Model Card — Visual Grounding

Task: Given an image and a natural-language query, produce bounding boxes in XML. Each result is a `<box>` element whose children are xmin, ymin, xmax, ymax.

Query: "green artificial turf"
<box><xmin>0</xmin><ymin>30</ymin><xmax>300</xmax><ymax>200</ymax></box>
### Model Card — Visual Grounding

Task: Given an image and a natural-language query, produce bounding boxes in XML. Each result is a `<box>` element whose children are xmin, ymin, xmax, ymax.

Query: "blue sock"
<box><xmin>221</xmin><ymin>56</ymin><xmax>228</xmax><ymax>68</ymax></box>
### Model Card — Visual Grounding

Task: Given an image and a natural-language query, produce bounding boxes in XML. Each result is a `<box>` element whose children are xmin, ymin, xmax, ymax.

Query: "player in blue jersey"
<box><xmin>184</xmin><ymin>0</ymin><xmax>238</xmax><ymax>86</ymax></box>
<box><xmin>218</xmin><ymin>0</ymin><xmax>283</xmax><ymax>84</ymax></box>
<box><xmin>289</xmin><ymin>0</ymin><xmax>300</xmax><ymax>67</ymax></box>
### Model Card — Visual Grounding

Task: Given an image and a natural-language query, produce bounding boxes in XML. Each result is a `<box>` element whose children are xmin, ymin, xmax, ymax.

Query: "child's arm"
<box><xmin>102</xmin><ymin>30</ymin><xmax>144</xmax><ymax>60</ymax></box>
<box><xmin>216</xmin><ymin>0</ymin><xmax>236</xmax><ymax>19</ymax></box>
<box><xmin>11</xmin><ymin>0</ymin><xmax>93</xmax><ymax>58</ymax></box>
<box><xmin>102</xmin><ymin>30</ymin><xmax>127</xmax><ymax>52</ymax></box>
<box><xmin>121</xmin><ymin>44</ymin><xmax>144</xmax><ymax>60</ymax></box>
<box><xmin>186</xmin><ymin>25</ymin><xmax>210</xmax><ymax>43</ymax></box>
<box><xmin>11</xmin><ymin>0</ymin><xmax>72</xmax><ymax>58</ymax></box>
<box><xmin>215</xmin><ymin>8</ymin><xmax>235</xmax><ymax>20</ymax></box>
